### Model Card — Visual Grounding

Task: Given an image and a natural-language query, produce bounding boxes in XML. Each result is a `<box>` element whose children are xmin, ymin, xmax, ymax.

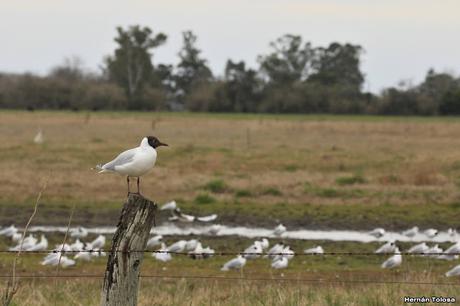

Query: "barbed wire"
<box><xmin>0</xmin><ymin>274</ymin><xmax>458</xmax><ymax>286</ymax></box>
<box><xmin>0</xmin><ymin>249</ymin><xmax>460</xmax><ymax>256</ymax></box>
<box><xmin>0</xmin><ymin>249</ymin><xmax>459</xmax><ymax>256</ymax></box>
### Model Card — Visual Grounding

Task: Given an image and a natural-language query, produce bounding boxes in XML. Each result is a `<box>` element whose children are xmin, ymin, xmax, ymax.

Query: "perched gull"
<box><xmin>273</xmin><ymin>224</ymin><xmax>286</xmax><ymax>237</ymax></box>
<box><xmin>304</xmin><ymin>246</ymin><xmax>324</xmax><ymax>255</ymax></box>
<box><xmin>11</xmin><ymin>233</ymin><xmax>22</xmax><ymax>243</ymax></box>
<box><xmin>70</xmin><ymin>227</ymin><xmax>88</xmax><ymax>239</ymax></box>
<box><xmin>255</xmin><ymin>238</ymin><xmax>269</xmax><ymax>250</ymax></box>
<box><xmin>402</xmin><ymin>226</ymin><xmax>419</xmax><ymax>238</ymax></box>
<box><xmin>423</xmin><ymin>228</ymin><xmax>438</xmax><ymax>238</ymax></box>
<box><xmin>221</xmin><ymin>255</ymin><xmax>246</xmax><ymax>271</ymax></box>
<box><xmin>271</xmin><ymin>257</ymin><xmax>289</xmax><ymax>269</ymax></box>
<box><xmin>96</xmin><ymin>136</ymin><xmax>168</xmax><ymax>194</ymax></box>
<box><xmin>375</xmin><ymin>241</ymin><xmax>396</xmax><ymax>254</ymax></box>
<box><xmin>169</xmin><ymin>208</ymin><xmax>195</xmax><ymax>222</ymax></box>
<box><xmin>447</xmin><ymin>228</ymin><xmax>457</xmax><ymax>237</ymax></box>
<box><xmin>445</xmin><ymin>265</ymin><xmax>460</xmax><ymax>277</ymax></box>
<box><xmin>154</xmin><ymin>243</ymin><xmax>172</xmax><ymax>262</ymax></box>
<box><xmin>381</xmin><ymin>248</ymin><xmax>402</xmax><ymax>269</ymax></box>
<box><xmin>9</xmin><ymin>234</ymin><xmax>37</xmax><ymax>251</ymax></box>
<box><xmin>407</xmin><ymin>242</ymin><xmax>429</xmax><ymax>255</ymax></box>
<box><xmin>146</xmin><ymin>235</ymin><xmax>163</xmax><ymax>248</ymax></box>
<box><xmin>60</xmin><ymin>257</ymin><xmax>76</xmax><ymax>268</ymax></box>
<box><xmin>274</xmin><ymin>245</ymin><xmax>294</xmax><ymax>261</ymax></box>
<box><xmin>160</xmin><ymin>201</ymin><xmax>177</xmax><ymax>211</ymax></box>
<box><xmin>368</xmin><ymin>228</ymin><xmax>385</xmax><ymax>238</ymax></box>
<box><xmin>74</xmin><ymin>251</ymin><xmax>92</xmax><ymax>261</ymax></box>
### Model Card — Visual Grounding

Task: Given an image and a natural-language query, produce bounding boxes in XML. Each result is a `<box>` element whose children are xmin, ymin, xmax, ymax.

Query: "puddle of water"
<box><xmin>23</xmin><ymin>224</ymin><xmax>459</xmax><ymax>243</ymax></box>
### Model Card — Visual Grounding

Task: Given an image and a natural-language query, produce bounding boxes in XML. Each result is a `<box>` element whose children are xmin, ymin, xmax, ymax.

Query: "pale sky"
<box><xmin>1</xmin><ymin>0</ymin><xmax>459</xmax><ymax>93</ymax></box>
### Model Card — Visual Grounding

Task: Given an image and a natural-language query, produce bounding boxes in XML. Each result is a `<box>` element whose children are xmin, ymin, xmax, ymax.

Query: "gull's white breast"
<box><xmin>114</xmin><ymin>147</ymin><xmax>157</xmax><ymax>177</ymax></box>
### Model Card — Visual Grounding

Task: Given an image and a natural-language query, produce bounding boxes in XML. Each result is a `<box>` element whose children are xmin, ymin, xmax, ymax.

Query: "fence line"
<box><xmin>0</xmin><ymin>274</ymin><xmax>458</xmax><ymax>286</ymax></box>
<box><xmin>0</xmin><ymin>250</ymin><xmax>459</xmax><ymax>256</ymax></box>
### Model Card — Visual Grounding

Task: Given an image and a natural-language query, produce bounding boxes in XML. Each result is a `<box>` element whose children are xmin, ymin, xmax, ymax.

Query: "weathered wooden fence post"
<box><xmin>101</xmin><ymin>193</ymin><xmax>157</xmax><ymax>306</ymax></box>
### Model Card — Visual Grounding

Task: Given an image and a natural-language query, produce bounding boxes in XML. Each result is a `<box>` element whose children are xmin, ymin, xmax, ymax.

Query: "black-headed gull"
<box><xmin>271</xmin><ymin>257</ymin><xmax>288</xmax><ymax>269</ymax></box>
<box><xmin>96</xmin><ymin>136</ymin><xmax>168</xmax><ymax>194</ymax></box>
<box><xmin>407</xmin><ymin>242</ymin><xmax>429</xmax><ymax>255</ymax></box>
<box><xmin>273</xmin><ymin>224</ymin><xmax>286</xmax><ymax>236</ymax></box>
<box><xmin>304</xmin><ymin>246</ymin><xmax>324</xmax><ymax>255</ymax></box>
<box><xmin>368</xmin><ymin>228</ymin><xmax>385</xmax><ymax>238</ymax></box>
<box><xmin>146</xmin><ymin>235</ymin><xmax>163</xmax><ymax>248</ymax></box>
<box><xmin>423</xmin><ymin>228</ymin><xmax>438</xmax><ymax>238</ymax></box>
<box><xmin>375</xmin><ymin>241</ymin><xmax>396</xmax><ymax>254</ymax></box>
<box><xmin>221</xmin><ymin>255</ymin><xmax>246</xmax><ymax>271</ymax></box>
<box><xmin>445</xmin><ymin>265</ymin><xmax>460</xmax><ymax>277</ymax></box>
<box><xmin>402</xmin><ymin>226</ymin><xmax>418</xmax><ymax>238</ymax></box>
<box><xmin>381</xmin><ymin>248</ymin><xmax>402</xmax><ymax>269</ymax></box>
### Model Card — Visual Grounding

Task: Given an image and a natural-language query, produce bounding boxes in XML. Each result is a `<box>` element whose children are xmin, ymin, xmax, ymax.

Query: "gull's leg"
<box><xmin>127</xmin><ymin>176</ymin><xmax>130</xmax><ymax>195</ymax></box>
<box><xmin>137</xmin><ymin>177</ymin><xmax>140</xmax><ymax>194</ymax></box>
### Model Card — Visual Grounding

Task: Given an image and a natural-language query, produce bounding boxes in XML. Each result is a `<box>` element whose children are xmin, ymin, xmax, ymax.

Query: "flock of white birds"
<box><xmin>1</xmin><ymin>221</ymin><xmax>460</xmax><ymax>277</ymax></box>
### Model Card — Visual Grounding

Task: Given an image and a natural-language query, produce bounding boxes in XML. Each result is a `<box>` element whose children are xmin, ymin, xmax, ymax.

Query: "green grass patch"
<box><xmin>336</xmin><ymin>174</ymin><xmax>367</xmax><ymax>185</ymax></box>
<box><xmin>203</xmin><ymin>179</ymin><xmax>229</xmax><ymax>193</ymax></box>
<box><xmin>262</xmin><ymin>187</ymin><xmax>283</xmax><ymax>196</ymax></box>
<box><xmin>235</xmin><ymin>189</ymin><xmax>252</xmax><ymax>197</ymax></box>
<box><xmin>194</xmin><ymin>193</ymin><xmax>216</xmax><ymax>204</ymax></box>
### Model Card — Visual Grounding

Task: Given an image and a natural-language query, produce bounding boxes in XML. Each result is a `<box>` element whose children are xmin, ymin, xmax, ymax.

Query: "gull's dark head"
<box><xmin>147</xmin><ymin>136</ymin><xmax>168</xmax><ymax>149</ymax></box>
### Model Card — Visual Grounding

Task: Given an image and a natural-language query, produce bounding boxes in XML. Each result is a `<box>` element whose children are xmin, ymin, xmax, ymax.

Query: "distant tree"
<box><xmin>258</xmin><ymin>34</ymin><xmax>313</xmax><ymax>85</ymax></box>
<box><xmin>440</xmin><ymin>89</ymin><xmax>460</xmax><ymax>115</ymax></box>
<box><xmin>309</xmin><ymin>43</ymin><xmax>364</xmax><ymax>91</ymax></box>
<box><xmin>175</xmin><ymin>31</ymin><xmax>213</xmax><ymax>102</ymax></box>
<box><xmin>214</xmin><ymin>60</ymin><xmax>261</xmax><ymax>112</ymax></box>
<box><xmin>105</xmin><ymin>25</ymin><xmax>167</xmax><ymax>108</ymax></box>
<box><xmin>49</xmin><ymin>56</ymin><xmax>85</xmax><ymax>81</ymax></box>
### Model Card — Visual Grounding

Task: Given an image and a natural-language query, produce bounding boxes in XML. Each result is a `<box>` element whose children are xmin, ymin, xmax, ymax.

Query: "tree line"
<box><xmin>0</xmin><ymin>25</ymin><xmax>459</xmax><ymax>115</ymax></box>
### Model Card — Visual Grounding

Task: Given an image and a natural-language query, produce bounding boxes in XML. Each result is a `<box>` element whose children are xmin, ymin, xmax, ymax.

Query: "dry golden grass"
<box><xmin>1</xmin><ymin>111</ymin><xmax>460</xmax><ymax>227</ymax></box>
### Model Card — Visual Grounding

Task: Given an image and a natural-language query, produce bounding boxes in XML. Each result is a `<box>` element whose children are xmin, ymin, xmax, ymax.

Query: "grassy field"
<box><xmin>1</xmin><ymin>111</ymin><xmax>460</xmax><ymax>229</ymax></box>
<box><xmin>1</xmin><ymin>234</ymin><xmax>459</xmax><ymax>305</ymax></box>
<box><xmin>1</xmin><ymin>111</ymin><xmax>460</xmax><ymax>305</ymax></box>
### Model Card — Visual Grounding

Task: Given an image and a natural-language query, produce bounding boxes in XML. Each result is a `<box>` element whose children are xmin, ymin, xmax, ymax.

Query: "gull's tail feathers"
<box><xmin>91</xmin><ymin>164</ymin><xmax>109</xmax><ymax>173</ymax></box>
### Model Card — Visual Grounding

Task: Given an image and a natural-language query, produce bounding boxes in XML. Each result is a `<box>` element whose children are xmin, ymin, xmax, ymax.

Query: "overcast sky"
<box><xmin>1</xmin><ymin>0</ymin><xmax>459</xmax><ymax>92</ymax></box>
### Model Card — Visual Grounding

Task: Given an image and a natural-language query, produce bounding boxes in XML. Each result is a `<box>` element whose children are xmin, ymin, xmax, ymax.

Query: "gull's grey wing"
<box><xmin>101</xmin><ymin>148</ymin><xmax>137</xmax><ymax>171</ymax></box>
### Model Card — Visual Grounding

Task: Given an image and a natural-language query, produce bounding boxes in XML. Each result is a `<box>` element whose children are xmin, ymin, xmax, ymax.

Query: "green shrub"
<box><xmin>262</xmin><ymin>187</ymin><xmax>282</xmax><ymax>196</ymax></box>
<box><xmin>194</xmin><ymin>193</ymin><xmax>216</xmax><ymax>204</ymax></box>
<box><xmin>336</xmin><ymin>175</ymin><xmax>366</xmax><ymax>185</ymax></box>
<box><xmin>235</xmin><ymin>189</ymin><xmax>252</xmax><ymax>197</ymax></box>
<box><xmin>204</xmin><ymin>179</ymin><xmax>228</xmax><ymax>193</ymax></box>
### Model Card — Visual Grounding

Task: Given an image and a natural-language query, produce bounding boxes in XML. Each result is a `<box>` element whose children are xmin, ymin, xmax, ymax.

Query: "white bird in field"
<box><xmin>185</xmin><ymin>239</ymin><xmax>199</xmax><ymax>251</ymax></box>
<box><xmin>273</xmin><ymin>224</ymin><xmax>286</xmax><ymax>236</ymax></box>
<box><xmin>197</xmin><ymin>214</ymin><xmax>218</xmax><ymax>222</ymax></box>
<box><xmin>402</xmin><ymin>226</ymin><xmax>419</xmax><ymax>238</ymax></box>
<box><xmin>188</xmin><ymin>242</ymin><xmax>204</xmax><ymax>260</ymax></box>
<box><xmin>167</xmin><ymin>240</ymin><xmax>187</xmax><ymax>253</ymax></box>
<box><xmin>60</xmin><ymin>256</ymin><xmax>76</xmax><ymax>268</ymax></box>
<box><xmin>266</xmin><ymin>243</ymin><xmax>284</xmax><ymax>259</ymax></box>
<box><xmin>96</xmin><ymin>136</ymin><xmax>168</xmax><ymax>194</ymax></box>
<box><xmin>274</xmin><ymin>245</ymin><xmax>295</xmax><ymax>261</ymax></box>
<box><xmin>146</xmin><ymin>235</ymin><xmax>163</xmax><ymax>248</ymax></box>
<box><xmin>160</xmin><ymin>201</ymin><xmax>177</xmax><ymax>211</ymax></box>
<box><xmin>368</xmin><ymin>228</ymin><xmax>385</xmax><ymax>238</ymax></box>
<box><xmin>423</xmin><ymin>228</ymin><xmax>438</xmax><ymax>238</ymax></box>
<box><xmin>208</xmin><ymin>224</ymin><xmax>222</xmax><ymax>235</ymax></box>
<box><xmin>90</xmin><ymin>249</ymin><xmax>106</xmax><ymax>257</ymax></box>
<box><xmin>407</xmin><ymin>242</ymin><xmax>429</xmax><ymax>255</ymax></box>
<box><xmin>41</xmin><ymin>253</ymin><xmax>60</xmax><ymax>266</ymax></box>
<box><xmin>381</xmin><ymin>248</ymin><xmax>402</xmax><ymax>269</ymax></box>
<box><xmin>12</xmin><ymin>233</ymin><xmax>22</xmax><ymax>243</ymax></box>
<box><xmin>445</xmin><ymin>265</ymin><xmax>460</xmax><ymax>277</ymax></box>
<box><xmin>70</xmin><ymin>239</ymin><xmax>84</xmax><ymax>251</ymax></box>
<box><xmin>243</xmin><ymin>242</ymin><xmax>263</xmax><ymax>259</ymax></box>
<box><xmin>426</xmin><ymin>244</ymin><xmax>443</xmax><ymax>257</ymax></box>
<box><xmin>447</xmin><ymin>228</ymin><xmax>457</xmax><ymax>237</ymax></box>
<box><xmin>0</xmin><ymin>225</ymin><xmax>18</xmax><ymax>237</ymax></box>
<box><xmin>34</xmin><ymin>129</ymin><xmax>44</xmax><ymax>144</ymax></box>
<box><xmin>70</xmin><ymin>226</ymin><xmax>88</xmax><ymax>238</ymax></box>
<box><xmin>74</xmin><ymin>251</ymin><xmax>92</xmax><ymax>261</ymax></box>
<box><xmin>438</xmin><ymin>242</ymin><xmax>460</xmax><ymax>260</ymax></box>
<box><xmin>375</xmin><ymin>241</ymin><xmax>396</xmax><ymax>254</ymax></box>
<box><xmin>271</xmin><ymin>257</ymin><xmax>289</xmax><ymax>269</ymax></box>
<box><xmin>304</xmin><ymin>246</ymin><xmax>325</xmax><ymax>255</ymax></box>
<box><xmin>221</xmin><ymin>255</ymin><xmax>246</xmax><ymax>271</ymax></box>
<box><xmin>153</xmin><ymin>243</ymin><xmax>172</xmax><ymax>262</ymax></box>
<box><xmin>254</xmin><ymin>238</ymin><xmax>269</xmax><ymax>250</ymax></box>
<box><xmin>54</xmin><ymin>243</ymin><xmax>72</xmax><ymax>252</ymax></box>
<box><xmin>9</xmin><ymin>234</ymin><xmax>37</xmax><ymax>251</ymax></box>
<box><xmin>87</xmin><ymin>235</ymin><xmax>106</xmax><ymax>250</ymax></box>
<box><xmin>201</xmin><ymin>246</ymin><xmax>215</xmax><ymax>259</ymax></box>
<box><xmin>27</xmin><ymin>235</ymin><xmax>48</xmax><ymax>251</ymax></box>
